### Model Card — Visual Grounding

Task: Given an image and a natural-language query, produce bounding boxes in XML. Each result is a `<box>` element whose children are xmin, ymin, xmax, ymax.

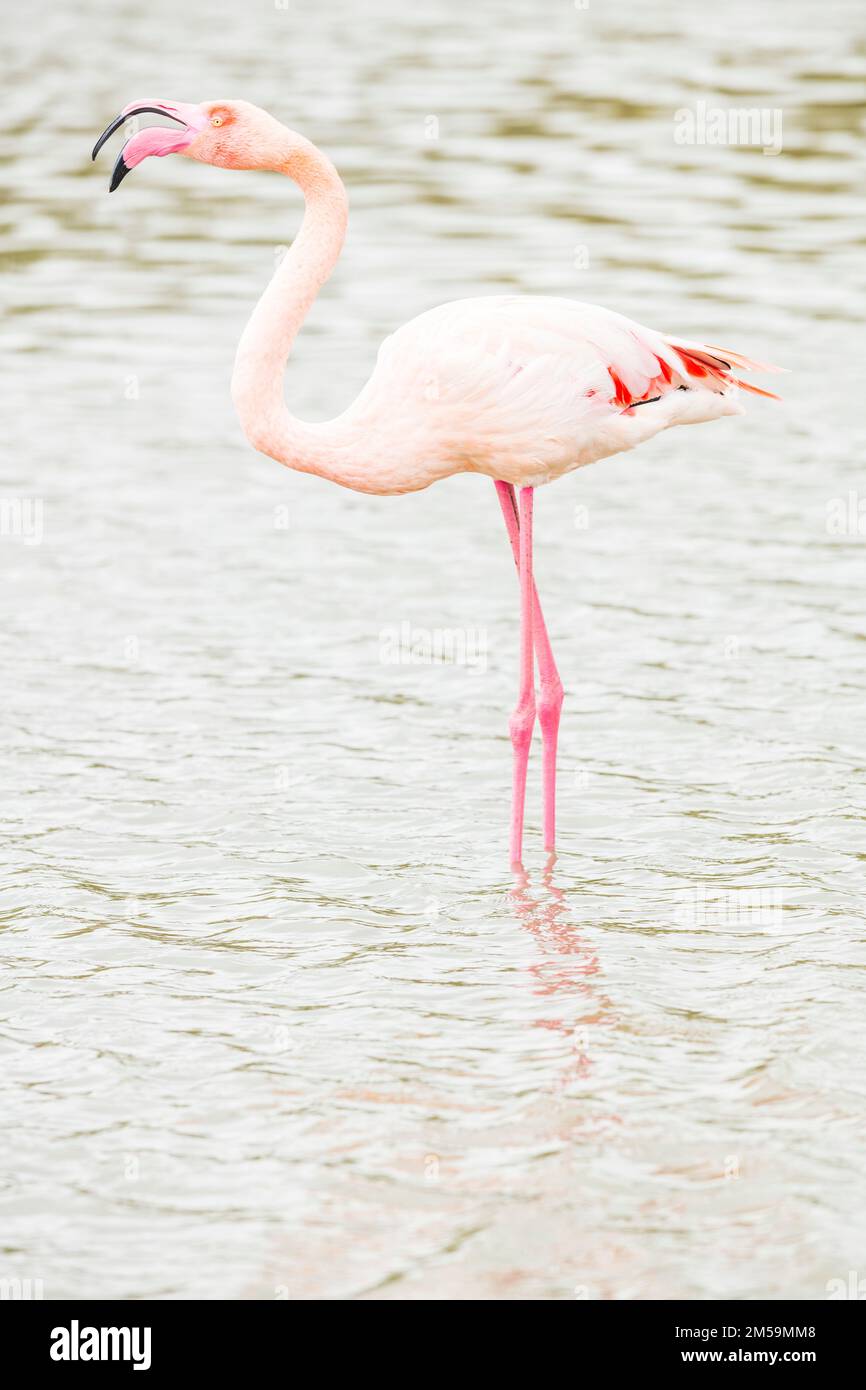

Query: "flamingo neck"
<box><xmin>230</xmin><ymin>133</ymin><xmax>359</xmax><ymax>484</ymax></box>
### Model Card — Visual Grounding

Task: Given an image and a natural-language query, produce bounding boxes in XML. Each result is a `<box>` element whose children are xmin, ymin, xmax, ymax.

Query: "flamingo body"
<box><xmin>340</xmin><ymin>294</ymin><xmax>769</xmax><ymax>494</ymax></box>
<box><xmin>92</xmin><ymin>98</ymin><xmax>782</xmax><ymax>864</ymax></box>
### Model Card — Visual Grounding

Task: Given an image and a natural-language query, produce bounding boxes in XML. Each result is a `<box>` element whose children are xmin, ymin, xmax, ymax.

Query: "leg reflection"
<box><xmin>509</xmin><ymin>857</ymin><xmax>614</xmax><ymax>1086</ymax></box>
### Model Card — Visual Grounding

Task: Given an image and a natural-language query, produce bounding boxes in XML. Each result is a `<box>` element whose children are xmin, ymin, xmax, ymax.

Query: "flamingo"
<box><xmin>92</xmin><ymin>99</ymin><xmax>782</xmax><ymax>867</ymax></box>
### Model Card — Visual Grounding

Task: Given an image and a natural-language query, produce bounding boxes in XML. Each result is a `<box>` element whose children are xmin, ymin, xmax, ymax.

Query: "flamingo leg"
<box><xmin>495</xmin><ymin>481</ymin><xmax>564</xmax><ymax>857</ymax></box>
<box><xmin>503</xmin><ymin>486</ymin><xmax>537</xmax><ymax>867</ymax></box>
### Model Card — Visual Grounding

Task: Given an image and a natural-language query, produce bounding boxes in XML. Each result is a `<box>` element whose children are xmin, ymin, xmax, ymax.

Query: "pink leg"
<box><xmin>495</xmin><ymin>481</ymin><xmax>565</xmax><ymax>855</ymax></box>
<box><xmin>506</xmin><ymin>487</ymin><xmax>536</xmax><ymax>867</ymax></box>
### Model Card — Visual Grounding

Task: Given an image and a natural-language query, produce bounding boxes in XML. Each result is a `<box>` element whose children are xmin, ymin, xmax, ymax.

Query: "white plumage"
<box><xmin>337</xmin><ymin>295</ymin><xmax>775</xmax><ymax>494</ymax></box>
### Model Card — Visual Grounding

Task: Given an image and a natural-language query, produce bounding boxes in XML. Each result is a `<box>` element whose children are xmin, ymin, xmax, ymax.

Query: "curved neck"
<box><xmin>231</xmin><ymin>133</ymin><xmax>357</xmax><ymax>483</ymax></box>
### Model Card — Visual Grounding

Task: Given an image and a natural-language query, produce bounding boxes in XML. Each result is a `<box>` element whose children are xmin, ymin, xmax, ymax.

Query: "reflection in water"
<box><xmin>510</xmin><ymin>857</ymin><xmax>612</xmax><ymax>1089</ymax></box>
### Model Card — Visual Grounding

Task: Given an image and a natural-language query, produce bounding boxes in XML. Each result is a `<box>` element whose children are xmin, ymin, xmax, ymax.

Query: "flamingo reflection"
<box><xmin>509</xmin><ymin>856</ymin><xmax>615</xmax><ymax>1088</ymax></box>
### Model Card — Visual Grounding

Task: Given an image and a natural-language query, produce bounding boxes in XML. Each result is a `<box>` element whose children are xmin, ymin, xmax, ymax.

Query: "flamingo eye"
<box><xmin>211</xmin><ymin>116</ymin><xmax>223</xmax><ymax>127</ymax></box>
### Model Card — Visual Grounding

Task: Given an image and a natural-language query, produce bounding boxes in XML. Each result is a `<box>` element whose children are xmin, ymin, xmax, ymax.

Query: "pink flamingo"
<box><xmin>93</xmin><ymin>99</ymin><xmax>782</xmax><ymax>867</ymax></box>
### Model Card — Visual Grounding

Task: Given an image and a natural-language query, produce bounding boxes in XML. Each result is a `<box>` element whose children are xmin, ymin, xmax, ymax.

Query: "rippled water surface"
<box><xmin>2</xmin><ymin>0</ymin><xmax>866</xmax><ymax>1299</ymax></box>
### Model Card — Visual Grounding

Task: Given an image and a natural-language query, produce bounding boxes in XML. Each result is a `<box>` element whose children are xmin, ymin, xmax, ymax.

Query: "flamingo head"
<box><xmin>92</xmin><ymin>99</ymin><xmax>290</xmax><ymax>190</ymax></box>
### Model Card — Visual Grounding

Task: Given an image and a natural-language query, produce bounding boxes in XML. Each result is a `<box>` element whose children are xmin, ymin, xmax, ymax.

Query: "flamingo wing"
<box><xmin>343</xmin><ymin>296</ymin><xmax>782</xmax><ymax>487</ymax></box>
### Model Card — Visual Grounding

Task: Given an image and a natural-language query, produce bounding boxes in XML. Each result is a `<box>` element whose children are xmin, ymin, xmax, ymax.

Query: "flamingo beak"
<box><xmin>92</xmin><ymin>101</ymin><xmax>209</xmax><ymax>191</ymax></box>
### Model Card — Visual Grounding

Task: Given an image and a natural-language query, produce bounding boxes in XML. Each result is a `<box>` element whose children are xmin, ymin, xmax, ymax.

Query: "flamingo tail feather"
<box><xmin>663</xmin><ymin>336</ymin><xmax>785</xmax><ymax>401</ymax></box>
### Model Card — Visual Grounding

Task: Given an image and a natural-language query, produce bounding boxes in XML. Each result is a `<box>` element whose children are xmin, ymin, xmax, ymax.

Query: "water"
<box><xmin>2</xmin><ymin>0</ymin><xmax>865</xmax><ymax>1299</ymax></box>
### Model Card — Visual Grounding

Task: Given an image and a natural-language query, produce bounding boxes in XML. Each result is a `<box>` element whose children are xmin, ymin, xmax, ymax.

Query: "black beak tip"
<box><xmin>109</xmin><ymin>156</ymin><xmax>131</xmax><ymax>193</ymax></box>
